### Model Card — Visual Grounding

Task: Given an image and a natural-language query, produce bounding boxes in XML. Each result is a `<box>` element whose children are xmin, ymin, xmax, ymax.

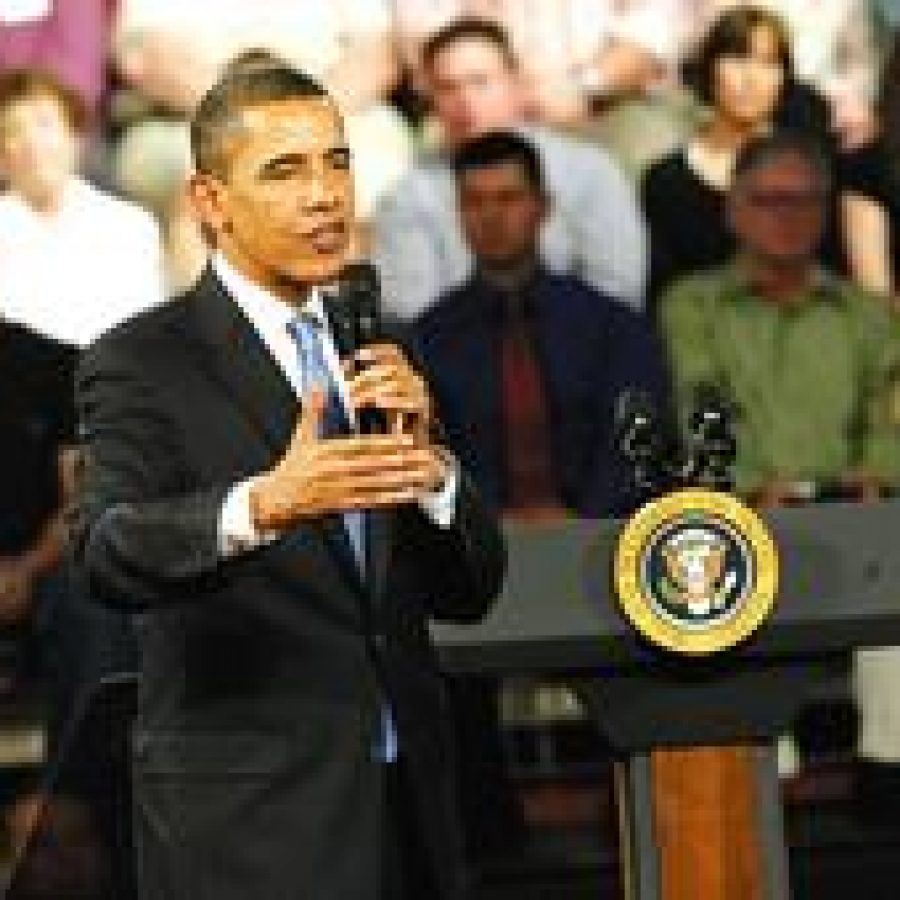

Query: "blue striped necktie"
<box><xmin>287</xmin><ymin>314</ymin><xmax>398</xmax><ymax>763</ymax></box>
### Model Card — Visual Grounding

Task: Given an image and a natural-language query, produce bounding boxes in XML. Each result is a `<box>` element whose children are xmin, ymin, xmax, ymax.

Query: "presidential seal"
<box><xmin>614</xmin><ymin>489</ymin><xmax>778</xmax><ymax>655</ymax></box>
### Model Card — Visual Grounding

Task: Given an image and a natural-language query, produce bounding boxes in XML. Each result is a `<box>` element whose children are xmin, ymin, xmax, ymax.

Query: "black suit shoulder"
<box><xmin>81</xmin><ymin>293</ymin><xmax>193</xmax><ymax>375</ymax></box>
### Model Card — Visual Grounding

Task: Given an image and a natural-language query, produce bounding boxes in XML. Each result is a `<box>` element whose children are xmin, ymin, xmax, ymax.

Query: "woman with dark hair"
<box><xmin>641</xmin><ymin>5</ymin><xmax>832</xmax><ymax>308</ymax></box>
<box><xmin>840</xmin><ymin>35</ymin><xmax>900</xmax><ymax>304</ymax></box>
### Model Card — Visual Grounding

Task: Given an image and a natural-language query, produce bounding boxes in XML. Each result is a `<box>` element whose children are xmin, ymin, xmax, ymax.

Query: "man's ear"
<box><xmin>187</xmin><ymin>171</ymin><xmax>230</xmax><ymax>238</ymax></box>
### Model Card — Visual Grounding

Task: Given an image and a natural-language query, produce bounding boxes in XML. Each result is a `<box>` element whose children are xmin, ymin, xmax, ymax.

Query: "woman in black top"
<box><xmin>840</xmin><ymin>35</ymin><xmax>900</xmax><ymax>302</ymax></box>
<box><xmin>642</xmin><ymin>5</ymin><xmax>833</xmax><ymax>309</ymax></box>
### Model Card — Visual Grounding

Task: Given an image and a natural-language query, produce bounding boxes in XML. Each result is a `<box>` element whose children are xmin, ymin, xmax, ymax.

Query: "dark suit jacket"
<box><xmin>71</xmin><ymin>268</ymin><xmax>506</xmax><ymax>900</ymax></box>
<box><xmin>412</xmin><ymin>269</ymin><xmax>669</xmax><ymax>517</ymax></box>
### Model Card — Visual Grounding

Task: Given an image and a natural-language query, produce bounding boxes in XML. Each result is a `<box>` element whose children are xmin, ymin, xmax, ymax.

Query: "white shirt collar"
<box><xmin>212</xmin><ymin>251</ymin><xmax>327</xmax><ymax>329</ymax></box>
<box><xmin>212</xmin><ymin>251</ymin><xmax>348</xmax><ymax>406</ymax></box>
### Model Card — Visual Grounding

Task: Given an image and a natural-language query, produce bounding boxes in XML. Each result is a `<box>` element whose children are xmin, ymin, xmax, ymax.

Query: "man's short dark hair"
<box><xmin>0</xmin><ymin>69</ymin><xmax>88</xmax><ymax>133</ymax></box>
<box><xmin>421</xmin><ymin>17</ymin><xmax>518</xmax><ymax>73</ymax></box>
<box><xmin>191</xmin><ymin>61</ymin><xmax>331</xmax><ymax>178</ymax></box>
<box><xmin>683</xmin><ymin>5</ymin><xmax>793</xmax><ymax>107</ymax></box>
<box><xmin>453</xmin><ymin>130</ymin><xmax>544</xmax><ymax>194</ymax></box>
<box><xmin>732</xmin><ymin>129</ymin><xmax>832</xmax><ymax>194</ymax></box>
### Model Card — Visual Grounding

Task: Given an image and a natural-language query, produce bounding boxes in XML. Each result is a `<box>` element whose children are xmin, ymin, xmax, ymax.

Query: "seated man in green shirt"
<box><xmin>660</xmin><ymin>129</ymin><xmax>900</xmax><ymax>504</ymax></box>
<box><xmin>660</xmin><ymin>129</ymin><xmax>900</xmax><ymax>786</ymax></box>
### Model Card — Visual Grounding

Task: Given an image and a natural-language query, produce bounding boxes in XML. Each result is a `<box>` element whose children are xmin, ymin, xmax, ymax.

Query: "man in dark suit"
<box><xmin>413</xmin><ymin>130</ymin><xmax>668</xmax><ymax>520</ymax></box>
<box><xmin>71</xmin><ymin>62</ymin><xmax>506</xmax><ymax>900</ymax></box>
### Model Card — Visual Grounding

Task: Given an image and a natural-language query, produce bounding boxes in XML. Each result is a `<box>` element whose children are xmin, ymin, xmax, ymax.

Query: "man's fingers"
<box><xmin>306</xmin><ymin>448</ymin><xmax>440</xmax><ymax>480</ymax></box>
<box><xmin>306</xmin><ymin>470</ymin><xmax>442</xmax><ymax>510</ymax></box>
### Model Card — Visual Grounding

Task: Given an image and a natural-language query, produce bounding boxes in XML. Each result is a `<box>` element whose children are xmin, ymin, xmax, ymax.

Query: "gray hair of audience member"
<box><xmin>452</xmin><ymin>130</ymin><xmax>545</xmax><ymax>195</ymax></box>
<box><xmin>190</xmin><ymin>61</ymin><xmax>332</xmax><ymax>179</ymax></box>
<box><xmin>731</xmin><ymin>129</ymin><xmax>832</xmax><ymax>196</ymax></box>
<box><xmin>421</xmin><ymin>17</ymin><xmax>519</xmax><ymax>73</ymax></box>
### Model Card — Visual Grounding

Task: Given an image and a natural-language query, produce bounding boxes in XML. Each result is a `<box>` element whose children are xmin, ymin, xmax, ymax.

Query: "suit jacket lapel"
<box><xmin>185</xmin><ymin>267</ymin><xmax>367</xmax><ymax>592</ymax></box>
<box><xmin>186</xmin><ymin>267</ymin><xmax>296</xmax><ymax>461</ymax></box>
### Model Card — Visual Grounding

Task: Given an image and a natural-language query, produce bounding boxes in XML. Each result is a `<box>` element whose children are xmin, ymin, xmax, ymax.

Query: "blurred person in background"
<box><xmin>0</xmin><ymin>0</ymin><xmax>113</xmax><ymax>126</ymax></box>
<box><xmin>660</xmin><ymin>130</ymin><xmax>900</xmax><ymax>501</ymax></box>
<box><xmin>0</xmin><ymin>70</ymin><xmax>165</xmax><ymax>348</ymax></box>
<box><xmin>642</xmin><ymin>5</ymin><xmax>835</xmax><ymax>308</ymax></box>
<box><xmin>392</xmin><ymin>0</ymin><xmax>691</xmax><ymax>173</ymax></box>
<box><xmin>691</xmin><ymin>0</ymin><xmax>879</xmax><ymax>151</ymax></box>
<box><xmin>374</xmin><ymin>17</ymin><xmax>647</xmax><ymax>321</ymax></box>
<box><xmin>660</xmin><ymin>130</ymin><xmax>900</xmax><ymax>778</ymax></box>
<box><xmin>840</xmin><ymin>32</ymin><xmax>900</xmax><ymax>305</ymax></box>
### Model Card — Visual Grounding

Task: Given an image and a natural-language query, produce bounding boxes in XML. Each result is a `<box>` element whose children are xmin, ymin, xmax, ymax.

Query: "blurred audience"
<box><xmin>374</xmin><ymin>17</ymin><xmax>647</xmax><ymax>320</ymax></box>
<box><xmin>414</xmin><ymin>130</ymin><xmax>666</xmax><ymax>518</ymax></box>
<box><xmin>0</xmin><ymin>0</ymin><xmax>113</xmax><ymax>124</ymax></box>
<box><xmin>840</xmin><ymin>32</ymin><xmax>900</xmax><ymax>305</ymax></box>
<box><xmin>642</xmin><ymin>5</ymin><xmax>834</xmax><ymax>308</ymax></box>
<box><xmin>0</xmin><ymin>70</ymin><xmax>165</xmax><ymax>347</ymax></box>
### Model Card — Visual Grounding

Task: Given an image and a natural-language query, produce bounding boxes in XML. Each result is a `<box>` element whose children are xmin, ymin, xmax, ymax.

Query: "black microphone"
<box><xmin>613</xmin><ymin>388</ymin><xmax>665</xmax><ymax>495</ymax></box>
<box><xmin>324</xmin><ymin>262</ymin><xmax>386</xmax><ymax>434</ymax></box>
<box><xmin>686</xmin><ymin>384</ymin><xmax>737</xmax><ymax>490</ymax></box>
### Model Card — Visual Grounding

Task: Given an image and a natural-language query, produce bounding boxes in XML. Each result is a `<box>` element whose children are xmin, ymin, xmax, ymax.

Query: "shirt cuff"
<box><xmin>219</xmin><ymin>477</ymin><xmax>279</xmax><ymax>557</ymax></box>
<box><xmin>417</xmin><ymin>450</ymin><xmax>459</xmax><ymax>528</ymax></box>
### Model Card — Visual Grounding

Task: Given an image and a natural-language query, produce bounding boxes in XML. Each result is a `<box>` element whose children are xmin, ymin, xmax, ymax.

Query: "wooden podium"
<box><xmin>432</xmin><ymin>500</ymin><xmax>900</xmax><ymax>900</ymax></box>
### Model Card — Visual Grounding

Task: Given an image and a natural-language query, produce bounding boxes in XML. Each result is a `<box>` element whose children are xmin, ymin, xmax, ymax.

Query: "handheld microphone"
<box><xmin>325</xmin><ymin>262</ymin><xmax>386</xmax><ymax>434</ymax></box>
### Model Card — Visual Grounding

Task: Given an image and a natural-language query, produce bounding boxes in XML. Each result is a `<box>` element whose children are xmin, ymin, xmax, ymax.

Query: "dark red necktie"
<box><xmin>498</xmin><ymin>297</ymin><xmax>560</xmax><ymax>512</ymax></box>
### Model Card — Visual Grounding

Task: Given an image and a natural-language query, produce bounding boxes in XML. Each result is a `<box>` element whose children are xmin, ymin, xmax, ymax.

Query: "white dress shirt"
<box><xmin>0</xmin><ymin>178</ymin><xmax>165</xmax><ymax>348</ymax></box>
<box><xmin>214</xmin><ymin>253</ymin><xmax>458</xmax><ymax>555</ymax></box>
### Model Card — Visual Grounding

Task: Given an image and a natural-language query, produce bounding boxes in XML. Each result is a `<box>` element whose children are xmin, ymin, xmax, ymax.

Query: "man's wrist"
<box><xmin>248</xmin><ymin>474</ymin><xmax>283</xmax><ymax>532</ymax></box>
<box><xmin>219</xmin><ymin>475</ymin><xmax>285</xmax><ymax>557</ymax></box>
